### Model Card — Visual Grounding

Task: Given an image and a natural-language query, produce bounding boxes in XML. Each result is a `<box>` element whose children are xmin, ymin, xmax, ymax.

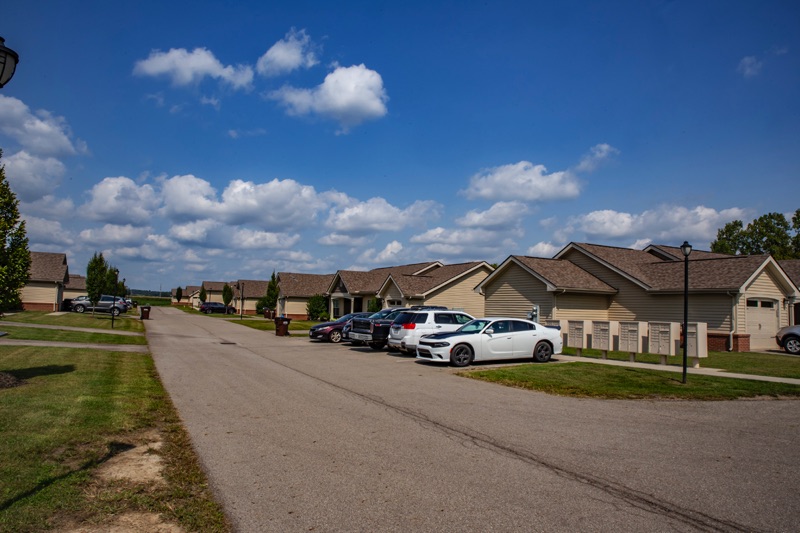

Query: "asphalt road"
<box><xmin>146</xmin><ymin>307</ymin><xmax>800</xmax><ymax>532</ymax></box>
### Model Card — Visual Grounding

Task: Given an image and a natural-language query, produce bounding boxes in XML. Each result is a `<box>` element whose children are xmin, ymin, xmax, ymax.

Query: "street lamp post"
<box><xmin>680</xmin><ymin>241</ymin><xmax>692</xmax><ymax>384</ymax></box>
<box><xmin>0</xmin><ymin>37</ymin><xmax>20</xmax><ymax>88</ymax></box>
<box><xmin>236</xmin><ymin>282</ymin><xmax>245</xmax><ymax>320</ymax></box>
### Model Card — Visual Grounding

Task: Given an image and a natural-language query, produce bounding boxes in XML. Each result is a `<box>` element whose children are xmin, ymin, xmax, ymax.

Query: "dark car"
<box><xmin>309</xmin><ymin>312</ymin><xmax>372</xmax><ymax>343</ymax></box>
<box><xmin>199</xmin><ymin>301</ymin><xmax>235</xmax><ymax>314</ymax></box>
<box><xmin>776</xmin><ymin>324</ymin><xmax>800</xmax><ymax>355</ymax></box>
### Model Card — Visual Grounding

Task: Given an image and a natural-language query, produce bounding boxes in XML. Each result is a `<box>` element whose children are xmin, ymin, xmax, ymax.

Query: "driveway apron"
<box><xmin>146</xmin><ymin>307</ymin><xmax>800</xmax><ymax>532</ymax></box>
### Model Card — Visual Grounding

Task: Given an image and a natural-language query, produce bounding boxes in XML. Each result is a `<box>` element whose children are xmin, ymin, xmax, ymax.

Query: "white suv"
<box><xmin>388</xmin><ymin>310</ymin><xmax>474</xmax><ymax>354</ymax></box>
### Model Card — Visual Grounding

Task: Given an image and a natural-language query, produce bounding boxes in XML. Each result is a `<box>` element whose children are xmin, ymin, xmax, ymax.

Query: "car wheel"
<box><xmin>112</xmin><ymin>307</ymin><xmax>121</xmax><ymax>317</ymax></box>
<box><xmin>451</xmin><ymin>344</ymin><xmax>474</xmax><ymax>367</ymax></box>
<box><xmin>533</xmin><ymin>341</ymin><xmax>552</xmax><ymax>362</ymax></box>
<box><xmin>784</xmin><ymin>335</ymin><xmax>800</xmax><ymax>355</ymax></box>
<box><xmin>328</xmin><ymin>330</ymin><xmax>342</xmax><ymax>343</ymax></box>
<box><xmin>368</xmin><ymin>341</ymin><xmax>386</xmax><ymax>350</ymax></box>
<box><xmin>74</xmin><ymin>304</ymin><xmax>85</xmax><ymax>313</ymax></box>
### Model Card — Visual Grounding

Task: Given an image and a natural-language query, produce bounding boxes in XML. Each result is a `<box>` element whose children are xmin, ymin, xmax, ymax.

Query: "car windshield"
<box><xmin>370</xmin><ymin>309</ymin><xmax>398</xmax><ymax>319</ymax></box>
<box><xmin>334</xmin><ymin>314</ymin><xmax>354</xmax><ymax>323</ymax></box>
<box><xmin>457</xmin><ymin>319</ymin><xmax>491</xmax><ymax>334</ymax></box>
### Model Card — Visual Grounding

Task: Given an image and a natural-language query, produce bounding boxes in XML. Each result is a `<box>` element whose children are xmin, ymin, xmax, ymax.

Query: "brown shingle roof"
<box><xmin>202</xmin><ymin>281</ymin><xmax>227</xmax><ymax>292</ymax></box>
<box><xmin>512</xmin><ymin>256</ymin><xmax>616</xmax><ymax>293</ymax></box>
<box><xmin>28</xmin><ymin>252</ymin><xmax>69</xmax><ymax>283</ymax></box>
<box><xmin>387</xmin><ymin>262</ymin><xmax>492</xmax><ymax>296</ymax></box>
<box><xmin>336</xmin><ymin>262</ymin><xmax>442</xmax><ymax>294</ymax></box>
<box><xmin>65</xmin><ymin>274</ymin><xmax>86</xmax><ymax>290</ymax></box>
<box><xmin>233</xmin><ymin>279</ymin><xmax>270</xmax><ymax>299</ymax></box>
<box><xmin>779</xmin><ymin>260</ymin><xmax>800</xmax><ymax>289</ymax></box>
<box><xmin>278</xmin><ymin>272</ymin><xmax>335</xmax><ymax>297</ymax></box>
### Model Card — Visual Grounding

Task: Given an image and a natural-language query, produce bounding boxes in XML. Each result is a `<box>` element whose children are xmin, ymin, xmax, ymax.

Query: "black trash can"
<box><xmin>276</xmin><ymin>317</ymin><xmax>292</xmax><ymax>336</ymax></box>
<box><xmin>140</xmin><ymin>306</ymin><xmax>151</xmax><ymax>320</ymax></box>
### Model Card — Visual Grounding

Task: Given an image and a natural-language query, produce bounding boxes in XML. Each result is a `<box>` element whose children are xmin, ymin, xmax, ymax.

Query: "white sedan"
<box><xmin>415</xmin><ymin>317</ymin><xmax>563</xmax><ymax>367</ymax></box>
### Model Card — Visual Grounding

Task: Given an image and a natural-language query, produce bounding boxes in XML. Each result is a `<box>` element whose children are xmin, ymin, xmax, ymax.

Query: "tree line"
<box><xmin>711</xmin><ymin>209</ymin><xmax>800</xmax><ymax>259</ymax></box>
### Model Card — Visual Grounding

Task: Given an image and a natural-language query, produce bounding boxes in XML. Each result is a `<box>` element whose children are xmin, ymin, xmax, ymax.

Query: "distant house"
<box><xmin>276</xmin><ymin>273</ymin><xmax>335</xmax><ymax>319</ymax></box>
<box><xmin>201</xmin><ymin>281</ymin><xmax>228</xmax><ymax>304</ymax></box>
<box><xmin>477</xmin><ymin>243</ymin><xmax>798</xmax><ymax>352</ymax></box>
<box><xmin>376</xmin><ymin>261</ymin><xmax>495</xmax><ymax>317</ymax></box>
<box><xmin>63</xmin><ymin>274</ymin><xmax>86</xmax><ymax>300</ymax></box>
<box><xmin>779</xmin><ymin>260</ymin><xmax>800</xmax><ymax>325</ymax></box>
<box><xmin>233</xmin><ymin>279</ymin><xmax>269</xmax><ymax>315</ymax></box>
<box><xmin>21</xmin><ymin>252</ymin><xmax>70</xmax><ymax>311</ymax></box>
<box><xmin>184</xmin><ymin>285</ymin><xmax>201</xmax><ymax>308</ymax></box>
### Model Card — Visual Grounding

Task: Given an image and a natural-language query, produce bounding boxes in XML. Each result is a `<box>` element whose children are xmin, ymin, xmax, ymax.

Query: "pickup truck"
<box><xmin>348</xmin><ymin>306</ymin><xmax>448</xmax><ymax>350</ymax></box>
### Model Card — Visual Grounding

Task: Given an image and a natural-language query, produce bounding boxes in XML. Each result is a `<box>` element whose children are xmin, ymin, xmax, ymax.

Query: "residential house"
<box><xmin>201</xmin><ymin>281</ymin><xmax>229</xmax><ymax>305</ymax></box>
<box><xmin>376</xmin><ymin>261</ymin><xmax>494</xmax><ymax>317</ymax></box>
<box><xmin>326</xmin><ymin>262</ymin><xmax>442</xmax><ymax>317</ymax></box>
<box><xmin>477</xmin><ymin>243</ymin><xmax>798</xmax><ymax>352</ymax></box>
<box><xmin>63</xmin><ymin>274</ymin><xmax>86</xmax><ymax>300</ymax></box>
<box><xmin>21</xmin><ymin>251</ymin><xmax>70</xmax><ymax>311</ymax></box>
<box><xmin>779</xmin><ymin>259</ymin><xmax>800</xmax><ymax>325</ymax></box>
<box><xmin>184</xmin><ymin>285</ymin><xmax>201</xmax><ymax>308</ymax></box>
<box><xmin>233</xmin><ymin>279</ymin><xmax>270</xmax><ymax>315</ymax></box>
<box><xmin>276</xmin><ymin>273</ymin><xmax>335</xmax><ymax>319</ymax></box>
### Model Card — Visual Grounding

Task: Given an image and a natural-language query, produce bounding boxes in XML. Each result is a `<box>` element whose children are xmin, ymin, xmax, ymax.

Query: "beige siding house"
<box><xmin>477</xmin><ymin>243</ymin><xmax>798</xmax><ymax>352</ymax></box>
<box><xmin>21</xmin><ymin>252</ymin><xmax>70</xmax><ymax>311</ymax></box>
<box><xmin>201</xmin><ymin>281</ymin><xmax>228</xmax><ymax>304</ymax></box>
<box><xmin>277</xmin><ymin>273</ymin><xmax>335</xmax><ymax>319</ymax></box>
<box><xmin>376</xmin><ymin>262</ymin><xmax>494</xmax><ymax>317</ymax></box>
<box><xmin>779</xmin><ymin>260</ymin><xmax>800</xmax><ymax>325</ymax></box>
<box><xmin>233</xmin><ymin>279</ymin><xmax>269</xmax><ymax>315</ymax></box>
<box><xmin>63</xmin><ymin>274</ymin><xmax>86</xmax><ymax>300</ymax></box>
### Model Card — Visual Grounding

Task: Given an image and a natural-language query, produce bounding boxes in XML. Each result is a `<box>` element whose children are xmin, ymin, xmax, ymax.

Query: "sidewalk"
<box><xmin>0</xmin><ymin>321</ymin><xmax>144</xmax><ymax>336</ymax></box>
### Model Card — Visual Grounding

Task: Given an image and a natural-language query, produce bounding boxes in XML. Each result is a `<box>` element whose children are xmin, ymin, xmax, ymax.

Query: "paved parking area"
<box><xmin>147</xmin><ymin>307</ymin><xmax>800</xmax><ymax>532</ymax></box>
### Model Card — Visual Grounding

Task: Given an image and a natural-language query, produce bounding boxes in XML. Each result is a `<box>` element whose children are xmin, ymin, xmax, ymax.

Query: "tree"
<box><xmin>306</xmin><ymin>294</ymin><xmax>328</xmax><ymax>321</ymax></box>
<box><xmin>367</xmin><ymin>298</ymin><xmax>382</xmax><ymax>313</ymax></box>
<box><xmin>175</xmin><ymin>286</ymin><xmax>183</xmax><ymax>303</ymax></box>
<box><xmin>265</xmin><ymin>271</ymin><xmax>279</xmax><ymax>310</ymax></box>
<box><xmin>711</xmin><ymin>210</ymin><xmax>800</xmax><ymax>259</ymax></box>
<box><xmin>222</xmin><ymin>284</ymin><xmax>233</xmax><ymax>306</ymax></box>
<box><xmin>199</xmin><ymin>287</ymin><xmax>207</xmax><ymax>303</ymax></box>
<box><xmin>86</xmin><ymin>252</ymin><xmax>109</xmax><ymax>307</ymax></box>
<box><xmin>0</xmin><ymin>149</ymin><xmax>31</xmax><ymax>314</ymax></box>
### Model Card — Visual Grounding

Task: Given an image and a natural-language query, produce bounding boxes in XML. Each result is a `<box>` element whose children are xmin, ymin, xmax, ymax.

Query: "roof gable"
<box><xmin>278</xmin><ymin>272</ymin><xmax>335</xmax><ymax>297</ymax></box>
<box><xmin>29</xmin><ymin>251</ymin><xmax>69</xmax><ymax>283</ymax></box>
<box><xmin>476</xmin><ymin>255</ymin><xmax>615</xmax><ymax>294</ymax></box>
<box><xmin>382</xmin><ymin>262</ymin><xmax>494</xmax><ymax>297</ymax></box>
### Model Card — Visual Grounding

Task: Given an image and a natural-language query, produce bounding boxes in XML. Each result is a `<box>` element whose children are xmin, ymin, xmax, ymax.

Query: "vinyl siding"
<box><xmin>383</xmin><ymin>282</ymin><xmax>402</xmax><ymax>302</ymax></box>
<box><xmin>554</xmin><ymin>293</ymin><xmax>610</xmax><ymax>320</ymax></box>
<box><xmin>285</xmin><ymin>298</ymin><xmax>308</xmax><ymax>317</ymax></box>
<box><xmin>425</xmin><ymin>268</ymin><xmax>491</xmax><ymax>317</ymax></box>
<box><xmin>484</xmin><ymin>263</ymin><xmax>554</xmax><ymax>319</ymax></box>
<box><xmin>744</xmin><ymin>269</ymin><xmax>789</xmax><ymax>328</ymax></box>
<box><xmin>21</xmin><ymin>283</ymin><xmax>61</xmax><ymax>311</ymax></box>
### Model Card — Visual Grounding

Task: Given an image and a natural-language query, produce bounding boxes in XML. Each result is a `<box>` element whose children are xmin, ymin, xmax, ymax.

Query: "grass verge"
<box><xmin>1</xmin><ymin>326</ymin><xmax>146</xmax><ymax>345</ymax></box>
<box><xmin>462</xmin><ymin>361</ymin><xmax>800</xmax><ymax>400</ymax></box>
<box><xmin>2</xmin><ymin>312</ymin><xmax>144</xmax><ymax>334</ymax></box>
<box><xmin>0</xmin><ymin>346</ymin><xmax>229</xmax><ymax>532</ymax></box>
<box><xmin>563</xmin><ymin>347</ymin><xmax>800</xmax><ymax>379</ymax></box>
<box><xmin>234</xmin><ymin>319</ymin><xmax>318</xmax><ymax>331</ymax></box>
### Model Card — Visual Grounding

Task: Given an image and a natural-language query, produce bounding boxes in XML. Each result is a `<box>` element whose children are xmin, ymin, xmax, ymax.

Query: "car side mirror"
<box><xmin>484</xmin><ymin>328</ymin><xmax>494</xmax><ymax>335</ymax></box>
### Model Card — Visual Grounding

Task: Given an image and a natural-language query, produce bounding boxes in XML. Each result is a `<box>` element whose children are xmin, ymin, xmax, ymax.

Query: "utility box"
<box><xmin>591</xmin><ymin>321</ymin><xmax>618</xmax><ymax>358</ymax></box>
<box><xmin>649</xmin><ymin>322</ymin><xmax>681</xmax><ymax>364</ymax></box>
<box><xmin>618</xmin><ymin>321</ymin><xmax>647</xmax><ymax>361</ymax></box>
<box><xmin>686</xmin><ymin>322</ymin><xmax>708</xmax><ymax>366</ymax></box>
<box><xmin>567</xmin><ymin>320</ymin><xmax>589</xmax><ymax>355</ymax></box>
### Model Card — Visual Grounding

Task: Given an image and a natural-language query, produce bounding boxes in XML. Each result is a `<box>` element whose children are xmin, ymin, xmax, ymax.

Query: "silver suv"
<box><xmin>71</xmin><ymin>295</ymin><xmax>127</xmax><ymax>316</ymax></box>
<box><xmin>776</xmin><ymin>324</ymin><xmax>800</xmax><ymax>355</ymax></box>
<box><xmin>388</xmin><ymin>310</ymin><xmax>474</xmax><ymax>354</ymax></box>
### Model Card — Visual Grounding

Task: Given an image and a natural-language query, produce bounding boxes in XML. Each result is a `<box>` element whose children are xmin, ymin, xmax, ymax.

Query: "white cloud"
<box><xmin>269</xmin><ymin>64</ymin><xmax>388</xmax><ymax>133</ymax></box>
<box><xmin>325</xmin><ymin>198</ymin><xmax>440</xmax><ymax>233</ymax></box>
<box><xmin>357</xmin><ymin>240</ymin><xmax>403</xmax><ymax>265</ymax></box>
<box><xmin>737</xmin><ymin>55</ymin><xmax>762</xmax><ymax>78</ymax></box>
<box><xmin>257</xmin><ymin>28</ymin><xmax>318</xmax><ymax>77</ymax></box>
<box><xmin>83</xmin><ymin>177</ymin><xmax>160</xmax><ymax>226</ymax></box>
<box><xmin>227</xmin><ymin>128</ymin><xmax>266</xmax><ymax>139</ymax></box>
<box><xmin>318</xmin><ymin>233</ymin><xmax>369</xmax><ymax>247</ymax></box>
<box><xmin>3</xmin><ymin>151</ymin><xmax>66</xmax><ymax>202</ymax></box>
<box><xmin>276</xmin><ymin>249</ymin><xmax>314</xmax><ymax>261</ymax></box>
<box><xmin>410</xmin><ymin>226</ymin><xmax>517</xmax><ymax>258</ymax></box>
<box><xmin>20</xmin><ymin>195</ymin><xmax>75</xmax><ymax>219</ymax></box>
<box><xmin>570</xmin><ymin>205</ymin><xmax>748</xmax><ymax>243</ymax></box>
<box><xmin>0</xmin><ymin>95</ymin><xmax>86</xmax><ymax>156</ymax></box>
<box><xmin>200</xmin><ymin>96</ymin><xmax>220</xmax><ymax>109</ymax></box>
<box><xmin>133</xmin><ymin>47</ymin><xmax>254</xmax><ymax>90</ymax></box>
<box><xmin>230</xmin><ymin>228</ymin><xmax>300</xmax><ymax>249</ymax></box>
<box><xmin>160</xmin><ymin>174</ymin><xmax>218</xmax><ymax>221</ymax></box>
<box><xmin>79</xmin><ymin>224</ymin><xmax>152</xmax><ymax>246</ymax></box>
<box><xmin>526</xmin><ymin>241</ymin><xmax>560</xmax><ymax>258</ymax></box>
<box><xmin>456</xmin><ymin>201</ymin><xmax>528</xmax><ymax>228</ymax></box>
<box><xmin>24</xmin><ymin>216</ymin><xmax>75</xmax><ymax>246</ymax></box>
<box><xmin>463</xmin><ymin>161</ymin><xmax>580</xmax><ymax>201</ymax></box>
<box><xmin>574</xmin><ymin>143</ymin><xmax>619</xmax><ymax>173</ymax></box>
<box><xmin>169</xmin><ymin>219</ymin><xmax>220</xmax><ymax>243</ymax></box>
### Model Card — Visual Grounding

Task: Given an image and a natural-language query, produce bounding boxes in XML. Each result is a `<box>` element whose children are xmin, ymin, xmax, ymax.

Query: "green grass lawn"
<box><xmin>131</xmin><ymin>296</ymin><xmax>172</xmax><ymax>307</ymax></box>
<box><xmin>463</xmin><ymin>362</ymin><xmax>800</xmax><ymax>400</ymax></box>
<box><xmin>0</xmin><ymin>346</ymin><xmax>228</xmax><ymax>532</ymax></box>
<box><xmin>1</xmin><ymin>326</ymin><xmax>147</xmax><ymax>345</ymax></box>
<box><xmin>2</xmin><ymin>311</ymin><xmax>144</xmax><ymax>333</ymax></box>
<box><xmin>563</xmin><ymin>347</ymin><xmax>800</xmax><ymax>379</ymax></box>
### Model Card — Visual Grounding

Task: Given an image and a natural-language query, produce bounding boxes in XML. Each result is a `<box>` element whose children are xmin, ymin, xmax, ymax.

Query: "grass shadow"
<box><xmin>7</xmin><ymin>364</ymin><xmax>76</xmax><ymax>380</ymax></box>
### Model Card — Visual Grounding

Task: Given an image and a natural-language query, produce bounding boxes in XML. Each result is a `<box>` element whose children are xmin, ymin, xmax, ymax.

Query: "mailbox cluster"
<box><xmin>545</xmin><ymin>319</ymin><xmax>708</xmax><ymax>368</ymax></box>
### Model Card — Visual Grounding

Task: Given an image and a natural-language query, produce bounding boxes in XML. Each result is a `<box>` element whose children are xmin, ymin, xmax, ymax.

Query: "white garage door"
<box><xmin>746</xmin><ymin>299</ymin><xmax>778</xmax><ymax>351</ymax></box>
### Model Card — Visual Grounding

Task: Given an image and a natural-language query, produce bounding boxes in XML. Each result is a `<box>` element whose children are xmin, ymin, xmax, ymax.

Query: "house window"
<box><xmin>747</xmin><ymin>300</ymin><xmax>759</xmax><ymax>307</ymax></box>
<box><xmin>761</xmin><ymin>301</ymin><xmax>774</xmax><ymax>308</ymax></box>
<box><xmin>388</xmin><ymin>299</ymin><xmax>401</xmax><ymax>306</ymax></box>
<box><xmin>333</xmin><ymin>300</ymin><xmax>340</xmax><ymax>318</ymax></box>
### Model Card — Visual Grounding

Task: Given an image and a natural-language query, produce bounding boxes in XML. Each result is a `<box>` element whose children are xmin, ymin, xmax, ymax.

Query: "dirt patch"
<box><xmin>0</xmin><ymin>370</ymin><xmax>23</xmax><ymax>389</ymax></box>
<box><xmin>57</xmin><ymin>430</ymin><xmax>185</xmax><ymax>533</ymax></box>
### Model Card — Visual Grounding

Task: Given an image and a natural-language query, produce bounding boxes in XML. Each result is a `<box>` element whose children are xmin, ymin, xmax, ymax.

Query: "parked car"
<box><xmin>388</xmin><ymin>310</ymin><xmax>474</xmax><ymax>354</ymax></box>
<box><xmin>349</xmin><ymin>306</ymin><xmax>447</xmax><ymax>350</ymax></box>
<box><xmin>71</xmin><ymin>295</ymin><xmax>127</xmax><ymax>316</ymax></box>
<box><xmin>309</xmin><ymin>313</ymin><xmax>371</xmax><ymax>343</ymax></box>
<box><xmin>775</xmin><ymin>324</ymin><xmax>800</xmax><ymax>355</ymax></box>
<box><xmin>340</xmin><ymin>312</ymin><xmax>374</xmax><ymax>344</ymax></box>
<box><xmin>199</xmin><ymin>301</ymin><xmax>235</xmax><ymax>314</ymax></box>
<box><xmin>416</xmin><ymin>317</ymin><xmax>563</xmax><ymax>367</ymax></box>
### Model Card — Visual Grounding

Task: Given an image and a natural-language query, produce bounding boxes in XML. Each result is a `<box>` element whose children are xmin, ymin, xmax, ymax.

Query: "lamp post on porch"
<box><xmin>680</xmin><ymin>241</ymin><xmax>692</xmax><ymax>384</ymax></box>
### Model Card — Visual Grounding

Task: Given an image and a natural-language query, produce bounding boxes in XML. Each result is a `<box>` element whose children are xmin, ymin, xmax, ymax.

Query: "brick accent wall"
<box><xmin>708</xmin><ymin>332</ymin><xmax>750</xmax><ymax>352</ymax></box>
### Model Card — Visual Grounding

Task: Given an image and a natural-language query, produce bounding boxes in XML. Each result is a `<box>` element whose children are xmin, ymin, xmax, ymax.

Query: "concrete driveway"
<box><xmin>146</xmin><ymin>307</ymin><xmax>800</xmax><ymax>532</ymax></box>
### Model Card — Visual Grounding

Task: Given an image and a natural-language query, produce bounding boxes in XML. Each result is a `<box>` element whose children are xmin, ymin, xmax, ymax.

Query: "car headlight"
<box><xmin>427</xmin><ymin>342</ymin><xmax>450</xmax><ymax>348</ymax></box>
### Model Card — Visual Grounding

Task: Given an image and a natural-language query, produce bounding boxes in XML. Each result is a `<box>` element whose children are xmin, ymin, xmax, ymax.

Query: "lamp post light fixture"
<box><xmin>680</xmin><ymin>241</ymin><xmax>692</xmax><ymax>384</ymax></box>
<box><xmin>0</xmin><ymin>37</ymin><xmax>20</xmax><ymax>88</ymax></box>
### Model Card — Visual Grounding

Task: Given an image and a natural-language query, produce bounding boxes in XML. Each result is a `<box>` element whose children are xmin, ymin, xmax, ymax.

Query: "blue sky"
<box><xmin>1</xmin><ymin>1</ymin><xmax>798</xmax><ymax>291</ymax></box>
